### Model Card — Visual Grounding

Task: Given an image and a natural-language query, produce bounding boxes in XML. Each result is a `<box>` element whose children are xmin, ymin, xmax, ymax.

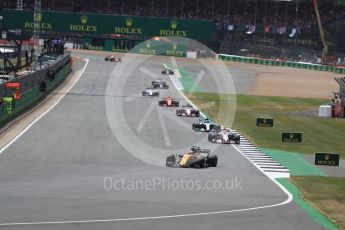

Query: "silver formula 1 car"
<box><xmin>176</xmin><ymin>104</ymin><xmax>200</xmax><ymax>117</ymax></box>
<box><xmin>152</xmin><ymin>80</ymin><xmax>169</xmax><ymax>89</ymax></box>
<box><xmin>142</xmin><ymin>87</ymin><xmax>159</xmax><ymax>97</ymax></box>
<box><xmin>192</xmin><ymin>118</ymin><xmax>216</xmax><ymax>132</ymax></box>
<box><xmin>166</xmin><ymin>146</ymin><xmax>218</xmax><ymax>168</ymax></box>
<box><xmin>208</xmin><ymin>127</ymin><xmax>240</xmax><ymax>144</ymax></box>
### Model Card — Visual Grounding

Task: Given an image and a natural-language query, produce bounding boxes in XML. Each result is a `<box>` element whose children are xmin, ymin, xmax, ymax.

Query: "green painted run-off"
<box><xmin>262</xmin><ymin>148</ymin><xmax>327</xmax><ymax>176</ymax></box>
<box><xmin>177</xmin><ymin>67</ymin><xmax>204</xmax><ymax>93</ymax></box>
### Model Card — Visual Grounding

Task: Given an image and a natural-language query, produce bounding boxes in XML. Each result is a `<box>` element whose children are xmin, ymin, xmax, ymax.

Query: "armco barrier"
<box><xmin>218</xmin><ymin>54</ymin><xmax>345</xmax><ymax>74</ymax></box>
<box><xmin>0</xmin><ymin>56</ymin><xmax>71</xmax><ymax>125</ymax></box>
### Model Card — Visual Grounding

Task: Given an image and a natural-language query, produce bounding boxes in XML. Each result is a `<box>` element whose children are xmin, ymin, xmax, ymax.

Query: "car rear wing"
<box><xmin>191</xmin><ymin>146</ymin><xmax>211</xmax><ymax>153</ymax></box>
<box><xmin>198</xmin><ymin>148</ymin><xmax>211</xmax><ymax>153</ymax></box>
<box><xmin>182</xmin><ymin>104</ymin><xmax>192</xmax><ymax>108</ymax></box>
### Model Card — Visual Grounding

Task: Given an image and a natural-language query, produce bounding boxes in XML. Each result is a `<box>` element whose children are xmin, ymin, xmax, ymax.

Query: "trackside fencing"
<box><xmin>217</xmin><ymin>54</ymin><xmax>345</xmax><ymax>74</ymax></box>
<box><xmin>0</xmin><ymin>55</ymin><xmax>72</xmax><ymax>125</ymax></box>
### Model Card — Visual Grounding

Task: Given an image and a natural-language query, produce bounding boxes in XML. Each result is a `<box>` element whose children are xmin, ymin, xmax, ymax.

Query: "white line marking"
<box><xmin>0</xmin><ymin>198</ymin><xmax>293</xmax><ymax>226</ymax></box>
<box><xmin>0</xmin><ymin>59</ymin><xmax>89</xmax><ymax>155</ymax></box>
<box><xmin>256</xmin><ymin>163</ymin><xmax>281</xmax><ymax>165</ymax></box>
<box><xmin>263</xmin><ymin>168</ymin><xmax>290</xmax><ymax>171</ymax></box>
<box><xmin>136</xmin><ymin>101</ymin><xmax>156</xmax><ymax>133</ymax></box>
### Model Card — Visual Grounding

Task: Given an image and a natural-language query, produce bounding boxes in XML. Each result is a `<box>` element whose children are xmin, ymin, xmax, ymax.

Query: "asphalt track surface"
<box><xmin>0</xmin><ymin>53</ymin><xmax>321</xmax><ymax>230</ymax></box>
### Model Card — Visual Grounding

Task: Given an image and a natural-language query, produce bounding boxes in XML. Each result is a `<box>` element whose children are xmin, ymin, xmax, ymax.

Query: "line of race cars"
<box><xmin>140</xmin><ymin>66</ymin><xmax>241</xmax><ymax>169</ymax></box>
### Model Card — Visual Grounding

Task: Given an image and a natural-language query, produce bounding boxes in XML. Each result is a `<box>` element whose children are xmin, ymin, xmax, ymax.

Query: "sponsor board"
<box><xmin>281</xmin><ymin>132</ymin><xmax>302</xmax><ymax>143</ymax></box>
<box><xmin>315</xmin><ymin>153</ymin><xmax>339</xmax><ymax>166</ymax></box>
<box><xmin>256</xmin><ymin>118</ymin><xmax>274</xmax><ymax>127</ymax></box>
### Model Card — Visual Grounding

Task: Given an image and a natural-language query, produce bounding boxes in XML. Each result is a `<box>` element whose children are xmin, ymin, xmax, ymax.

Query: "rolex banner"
<box><xmin>315</xmin><ymin>153</ymin><xmax>339</xmax><ymax>166</ymax></box>
<box><xmin>1</xmin><ymin>10</ymin><xmax>213</xmax><ymax>40</ymax></box>
<box><xmin>281</xmin><ymin>132</ymin><xmax>302</xmax><ymax>143</ymax></box>
<box><xmin>256</xmin><ymin>118</ymin><xmax>274</xmax><ymax>127</ymax></box>
<box><xmin>130</xmin><ymin>38</ymin><xmax>187</xmax><ymax>57</ymax></box>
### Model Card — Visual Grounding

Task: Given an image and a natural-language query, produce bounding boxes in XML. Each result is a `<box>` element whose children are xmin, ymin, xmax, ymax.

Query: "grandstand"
<box><xmin>1</xmin><ymin>0</ymin><xmax>345</xmax><ymax>63</ymax></box>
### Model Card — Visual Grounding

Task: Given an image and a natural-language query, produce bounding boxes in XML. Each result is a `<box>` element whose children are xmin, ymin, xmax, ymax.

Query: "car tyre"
<box><xmin>207</xmin><ymin>155</ymin><xmax>218</xmax><ymax>167</ymax></box>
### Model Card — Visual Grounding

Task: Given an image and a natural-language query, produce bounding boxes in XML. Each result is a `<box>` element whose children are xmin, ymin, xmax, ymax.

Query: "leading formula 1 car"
<box><xmin>158</xmin><ymin>96</ymin><xmax>179</xmax><ymax>107</ymax></box>
<box><xmin>161</xmin><ymin>68</ymin><xmax>174</xmax><ymax>75</ymax></box>
<box><xmin>166</xmin><ymin>146</ymin><xmax>218</xmax><ymax>168</ymax></box>
<box><xmin>192</xmin><ymin>118</ymin><xmax>216</xmax><ymax>132</ymax></box>
<box><xmin>152</xmin><ymin>80</ymin><xmax>169</xmax><ymax>89</ymax></box>
<box><xmin>208</xmin><ymin>127</ymin><xmax>240</xmax><ymax>144</ymax></box>
<box><xmin>105</xmin><ymin>55</ymin><xmax>121</xmax><ymax>62</ymax></box>
<box><xmin>142</xmin><ymin>87</ymin><xmax>159</xmax><ymax>97</ymax></box>
<box><xmin>176</xmin><ymin>104</ymin><xmax>200</xmax><ymax>117</ymax></box>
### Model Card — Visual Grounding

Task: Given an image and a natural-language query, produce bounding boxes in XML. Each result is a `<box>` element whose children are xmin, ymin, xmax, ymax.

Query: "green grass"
<box><xmin>292</xmin><ymin>176</ymin><xmax>345</xmax><ymax>230</ymax></box>
<box><xmin>188</xmin><ymin>93</ymin><xmax>345</xmax><ymax>159</ymax></box>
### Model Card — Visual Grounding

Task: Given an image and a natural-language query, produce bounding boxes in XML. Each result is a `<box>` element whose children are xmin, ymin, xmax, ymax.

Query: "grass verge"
<box><xmin>188</xmin><ymin>93</ymin><xmax>345</xmax><ymax>159</ymax></box>
<box><xmin>292</xmin><ymin>176</ymin><xmax>345</xmax><ymax>230</ymax></box>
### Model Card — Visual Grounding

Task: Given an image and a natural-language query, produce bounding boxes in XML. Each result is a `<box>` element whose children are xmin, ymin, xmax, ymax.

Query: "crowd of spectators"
<box><xmin>1</xmin><ymin>0</ymin><xmax>345</xmax><ymax>34</ymax></box>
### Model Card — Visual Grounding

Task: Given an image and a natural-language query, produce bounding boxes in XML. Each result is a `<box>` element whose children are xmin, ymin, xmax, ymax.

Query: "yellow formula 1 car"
<box><xmin>166</xmin><ymin>146</ymin><xmax>218</xmax><ymax>168</ymax></box>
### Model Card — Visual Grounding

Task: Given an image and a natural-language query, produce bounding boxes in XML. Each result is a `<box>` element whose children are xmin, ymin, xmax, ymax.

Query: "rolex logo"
<box><xmin>80</xmin><ymin>16</ymin><xmax>88</xmax><ymax>24</ymax></box>
<box><xmin>172</xmin><ymin>43</ymin><xmax>177</xmax><ymax>50</ymax></box>
<box><xmin>126</xmin><ymin>18</ymin><xmax>134</xmax><ymax>27</ymax></box>
<box><xmin>146</xmin><ymin>41</ymin><xmax>151</xmax><ymax>49</ymax></box>
<box><xmin>170</xmin><ymin>20</ymin><xmax>178</xmax><ymax>29</ymax></box>
<box><xmin>289</xmin><ymin>134</ymin><xmax>294</xmax><ymax>139</ymax></box>
<box><xmin>34</xmin><ymin>13</ymin><xmax>42</xmax><ymax>22</ymax></box>
<box><xmin>325</xmin><ymin>154</ymin><xmax>330</xmax><ymax>161</ymax></box>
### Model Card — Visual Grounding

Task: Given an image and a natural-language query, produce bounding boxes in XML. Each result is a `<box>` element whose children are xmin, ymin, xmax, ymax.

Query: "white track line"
<box><xmin>0</xmin><ymin>199</ymin><xmax>293</xmax><ymax>226</ymax></box>
<box><xmin>0</xmin><ymin>59</ymin><xmax>89</xmax><ymax>155</ymax></box>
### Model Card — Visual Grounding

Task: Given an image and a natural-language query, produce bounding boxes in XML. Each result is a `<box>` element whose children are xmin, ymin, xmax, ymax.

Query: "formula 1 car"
<box><xmin>208</xmin><ymin>127</ymin><xmax>240</xmax><ymax>144</ymax></box>
<box><xmin>142</xmin><ymin>87</ymin><xmax>159</xmax><ymax>97</ymax></box>
<box><xmin>161</xmin><ymin>68</ymin><xmax>174</xmax><ymax>75</ymax></box>
<box><xmin>158</xmin><ymin>96</ymin><xmax>179</xmax><ymax>107</ymax></box>
<box><xmin>176</xmin><ymin>104</ymin><xmax>200</xmax><ymax>117</ymax></box>
<box><xmin>105</xmin><ymin>55</ymin><xmax>121</xmax><ymax>62</ymax></box>
<box><xmin>152</xmin><ymin>80</ymin><xmax>169</xmax><ymax>89</ymax></box>
<box><xmin>192</xmin><ymin>118</ymin><xmax>216</xmax><ymax>132</ymax></box>
<box><xmin>166</xmin><ymin>146</ymin><xmax>218</xmax><ymax>168</ymax></box>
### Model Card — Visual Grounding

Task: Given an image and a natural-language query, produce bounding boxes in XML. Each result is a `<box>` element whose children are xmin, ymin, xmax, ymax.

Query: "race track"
<box><xmin>0</xmin><ymin>52</ymin><xmax>321</xmax><ymax>230</ymax></box>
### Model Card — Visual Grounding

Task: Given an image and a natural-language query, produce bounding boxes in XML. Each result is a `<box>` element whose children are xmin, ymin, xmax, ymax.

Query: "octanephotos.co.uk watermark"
<box><xmin>103</xmin><ymin>176</ymin><xmax>242</xmax><ymax>192</ymax></box>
